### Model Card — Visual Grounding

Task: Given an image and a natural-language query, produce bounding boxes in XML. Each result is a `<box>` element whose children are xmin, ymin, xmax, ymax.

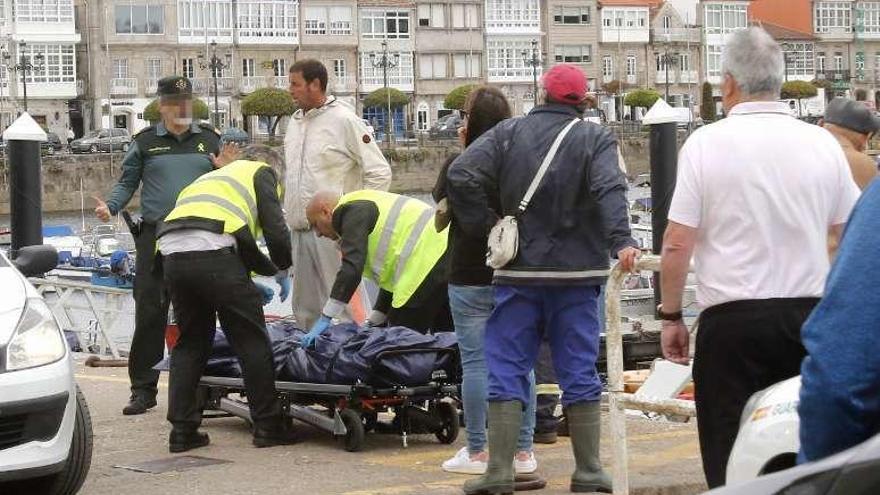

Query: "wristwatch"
<box><xmin>656</xmin><ymin>305</ymin><xmax>683</xmax><ymax>321</ymax></box>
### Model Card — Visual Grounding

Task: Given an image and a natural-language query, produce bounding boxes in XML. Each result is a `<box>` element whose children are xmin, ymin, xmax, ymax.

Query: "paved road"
<box><xmin>76</xmin><ymin>361</ymin><xmax>707</xmax><ymax>495</ymax></box>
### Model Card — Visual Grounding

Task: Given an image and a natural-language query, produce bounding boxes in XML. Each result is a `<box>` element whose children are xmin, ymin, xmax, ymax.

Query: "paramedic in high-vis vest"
<box><xmin>156</xmin><ymin>145</ymin><xmax>297</xmax><ymax>453</ymax></box>
<box><xmin>301</xmin><ymin>190</ymin><xmax>453</xmax><ymax>347</ymax></box>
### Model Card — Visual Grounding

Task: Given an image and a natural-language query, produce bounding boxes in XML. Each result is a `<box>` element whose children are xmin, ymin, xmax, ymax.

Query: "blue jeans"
<box><xmin>486</xmin><ymin>285</ymin><xmax>603</xmax><ymax>406</ymax></box>
<box><xmin>450</xmin><ymin>284</ymin><xmax>536</xmax><ymax>454</ymax></box>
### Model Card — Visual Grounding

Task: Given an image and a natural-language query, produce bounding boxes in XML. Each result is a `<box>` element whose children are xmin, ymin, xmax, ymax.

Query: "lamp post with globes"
<box><xmin>369</xmin><ymin>40</ymin><xmax>399</xmax><ymax>149</ymax></box>
<box><xmin>198</xmin><ymin>40</ymin><xmax>233</xmax><ymax>129</ymax></box>
<box><xmin>521</xmin><ymin>39</ymin><xmax>540</xmax><ymax>106</ymax></box>
<box><xmin>3</xmin><ymin>43</ymin><xmax>44</xmax><ymax>113</ymax></box>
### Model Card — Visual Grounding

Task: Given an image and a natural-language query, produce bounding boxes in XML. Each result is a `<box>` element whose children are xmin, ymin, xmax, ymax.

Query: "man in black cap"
<box><xmin>822</xmin><ymin>97</ymin><xmax>880</xmax><ymax>190</ymax></box>
<box><xmin>94</xmin><ymin>75</ymin><xmax>238</xmax><ymax>415</ymax></box>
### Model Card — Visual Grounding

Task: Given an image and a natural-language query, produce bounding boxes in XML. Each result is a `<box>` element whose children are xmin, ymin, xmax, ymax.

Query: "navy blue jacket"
<box><xmin>446</xmin><ymin>104</ymin><xmax>636</xmax><ymax>286</ymax></box>
<box><xmin>799</xmin><ymin>179</ymin><xmax>880</xmax><ymax>462</ymax></box>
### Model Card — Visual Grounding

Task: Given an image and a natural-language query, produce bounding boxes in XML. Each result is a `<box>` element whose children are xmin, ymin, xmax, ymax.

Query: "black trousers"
<box><xmin>164</xmin><ymin>249</ymin><xmax>282</xmax><ymax>430</ymax></box>
<box><xmin>129</xmin><ymin>222</ymin><xmax>171</xmax><ymax>400</ymax></box>
<box><xmin>386</xmin><ymin>254</ymin><xmax>453</xmax><ymax>333</ymax></box>
<box><xmin>535</xmin><ymin>339</ymin><xmax>559</xmax><ymax>434</ymax></box>
<box><xmin>693</xmin><ymin>297</ymin><xmax>818</xmax><ymax>488</ymax></box>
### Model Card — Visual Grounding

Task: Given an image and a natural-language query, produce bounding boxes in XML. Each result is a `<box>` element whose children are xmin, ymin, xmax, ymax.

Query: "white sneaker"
<box><xmin>442</xmin><ymin>447</ymin><xmax>488</xmax><ymax>474</ymax></box>
<box><xmin>514</xmin><ymin>451</ymin><xmax>538</xmax><ymax>474</ymax></box>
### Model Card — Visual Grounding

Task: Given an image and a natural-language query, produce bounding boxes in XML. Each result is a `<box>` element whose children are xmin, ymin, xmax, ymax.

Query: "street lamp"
<box><xmin>369</xmin><ymin>40</ymin><xmax>399</xmax><ymax>149</ymax></box>
<box><xmin>521</xmin><ymin>39</ymin><xmax>540</xmax><ymax>106</ymax></box>
<box><xmin>3</xmin><ymin>43</ymin><xmax>44</xmax><ymax>113</ymax></box>
<box><xmin>655</xmin><ymin>40</ymin><xmax>678</xmax><ymax>103</ymax></box>
<box><xmin>198</xmin><ymin>40</ymin><xmax>233</xmax><ymax>129</ymax></box>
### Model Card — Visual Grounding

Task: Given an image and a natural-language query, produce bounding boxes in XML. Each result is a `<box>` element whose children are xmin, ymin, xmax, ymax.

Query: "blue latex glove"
<box><xmin>254</xmin><ymin>282</ymin><xmax>274</xmax><ymax>306</ymax></box>
<box><xmin>301</xmin><ymin>315</ymin><xmax>332</xmax><ymax>348</ymax></box>
<box><xmin>275</xmin><ymin>273</ymin><xmax>292</xmax><ymax>303</ymax></box>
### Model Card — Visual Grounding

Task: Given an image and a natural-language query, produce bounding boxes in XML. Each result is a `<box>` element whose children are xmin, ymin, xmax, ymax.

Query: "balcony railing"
<box><xmin>110</xmin><ymin>78</ymin><xmax>138</xmax><ymax>96</ymax></box>
<box><xmin>240</xmin><ymin>76</ymin><xmax>263</xmax><ymax>94</ymax></box>
<box><xmin>626</xmin><ymin>74</ymin><xmax>637</xmax><ymax>85</ymax></box>
<box><xmin>329</xmin><ymin>75</ymin><xmax>356</xmax><ymax>93</ymax></box>
<box><xmin>146</xmin><ymin>78</ymin><xmax>159</xmax><ymax>95</ymax></box>
<box><xmin>815</xmin><ymin>69</ymin><xmax>851</xmax><ymax>82</ymax></box>
<box><xmin>655</xmin><ymin>72</ymin><xmax>673</xmax><ymax>84</ymax></box>
<box><xmin>679</xmin><ymin>71</ymin><xmax>698</xmax><ymax>84</ymax></box>
<box><xmin>271</xmin><ymin>76</ymin><xmax>287</xmax><ymax>89</ymax></box>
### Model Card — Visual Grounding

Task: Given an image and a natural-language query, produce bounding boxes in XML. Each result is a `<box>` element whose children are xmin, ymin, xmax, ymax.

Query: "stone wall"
<box><xmin>0</xmin><ymin>138</ymin><xmax>655</xmax><ymax>215</ymax></box>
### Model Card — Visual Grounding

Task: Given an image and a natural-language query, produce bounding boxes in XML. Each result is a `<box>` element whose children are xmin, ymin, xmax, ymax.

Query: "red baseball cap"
<box><xmin>542</xmin><ymin>64</ymin><xmax>589</xmax><ymax>105</ymax></box>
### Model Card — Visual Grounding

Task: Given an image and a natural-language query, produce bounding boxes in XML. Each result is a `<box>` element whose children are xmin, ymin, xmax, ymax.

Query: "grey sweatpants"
<box><xmin>291</xmin><ymin>230</ymin><xmax>370</xmax><ymax>329</ymax></box>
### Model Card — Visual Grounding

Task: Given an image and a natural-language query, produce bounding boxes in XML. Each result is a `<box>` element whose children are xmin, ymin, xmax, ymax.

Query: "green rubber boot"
<box><xmin>463</xmin><ymin>401</ymin><xmax>522</xmax><ymax>495</ymax></box>
<box><xmin>567</xmin><ymin>402</ymin><xmax>613</xmax><ymax>493</ymax></box>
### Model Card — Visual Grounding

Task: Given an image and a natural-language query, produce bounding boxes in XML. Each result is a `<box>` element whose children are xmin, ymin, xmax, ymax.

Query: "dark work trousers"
<box><xmin>164</xmin><ymin>249</ymin><xmax>282</xmax><ymax>431</ymax></box>
<box><xmin>387</xmin><ymin>254</ymin><xmax>453</xmax><ymax>333</ymax></box>
<box><xmin>129</xmin><ymin>222</ymin><xmax>171</xmax><ymax>401</ymax></box>
<box><xmin>693</xmin><ymin>297</ymin><xmax>818</xmax><ymax>488</ymax></box>
<box><xmin>534</xmin><ymin>340</ymin><xmax>560</xmax><ymax>434</ymax></box>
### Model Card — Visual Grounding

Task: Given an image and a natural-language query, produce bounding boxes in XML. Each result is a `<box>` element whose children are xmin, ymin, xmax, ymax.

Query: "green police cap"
<box><xmin>158</xmin><ymin>76</ymin><xmax>193</xmax><ymax>98</ymax></box>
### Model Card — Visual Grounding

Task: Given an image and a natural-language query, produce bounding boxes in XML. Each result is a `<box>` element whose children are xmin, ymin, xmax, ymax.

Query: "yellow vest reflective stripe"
<box><xmin>337</xmin><ymin>190</ymin><xmax>448</xmax><ymax>308</ymax></box>
<box><xmin>164</xmin><ymin>160</ymin><xmax>266</xmax><ymax>238</ymax></box>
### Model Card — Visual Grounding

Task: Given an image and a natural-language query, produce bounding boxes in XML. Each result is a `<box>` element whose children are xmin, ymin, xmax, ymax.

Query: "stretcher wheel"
<box><xmin>362</xmin><ymin>411</ymin><xmax>378</xmax><ymax>432</ymax></box>
<box><xmin>339</xmin><ymin>409</ymin><xmax>365</xmax><ymax>452</ymax></box>
<box><xmin>434</xmin><ymin>402</ymin><xmax>459</xmax><ymax>444</ymax></box>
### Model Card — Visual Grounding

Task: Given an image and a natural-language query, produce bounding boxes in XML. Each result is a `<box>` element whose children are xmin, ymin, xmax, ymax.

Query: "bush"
<box><xmin>241</xmin><ymin>88</ymin><xmax>297</xmax><ymax>139</ymax></box>
<box><xmin>364</xmin><ymin>88</ymin><xmax>410</xmax><ymax>109</ymax></box>
<box><xmin>143</xmin><ymin>99</ymin><xmax>210</xmax><ymax>123</ymax></box>
<box><xmin>700</xmin><ymin>82</ymin><xmax>716</xmax><ymax>122</ymax></box>
<box><xmin>444</xmin><ymin>85</ymin><xmax>478</xmax><ymax>110</ymax></box>
<box><xmin>624</xmin><ymin>88</ymin><xmax>661</xmax><ymax>109</ymax></box>
<box><xmin>780</xmin><ymin>81</ymin><xmax>818</xmax><ymax>100</ymax></box>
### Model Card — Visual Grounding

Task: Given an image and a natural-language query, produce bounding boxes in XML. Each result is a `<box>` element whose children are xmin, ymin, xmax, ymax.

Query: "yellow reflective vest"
<box><xmin>164</xmin><ymin>160</ymin><xmax>268</xmax><ymax>239</ymax></box>
<box><xmin>337</xmin><ymin>190</ymin><xmax>448</xmax><ymax>308</ymax></box>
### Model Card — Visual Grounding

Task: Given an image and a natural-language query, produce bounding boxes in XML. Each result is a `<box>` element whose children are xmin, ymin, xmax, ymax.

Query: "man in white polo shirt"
<box><xmin>658</xmin><ymin>27</ymin><xmax>860</xmax><ymax>488</ymax></box>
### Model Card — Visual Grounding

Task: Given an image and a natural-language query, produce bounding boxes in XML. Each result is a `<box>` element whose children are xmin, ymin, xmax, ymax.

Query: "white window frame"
<box><xmin>783</xmin><ymin>42</ymin><xmax>815</xmax><ymax>77</ymax></box>
<box><xmin>553</xmin><ymin>5</ymin><xmax>591</xmax><ymax>25</ymax></box>
<box><xmin>817</xmin><ymin>53</ymin><xmax>826</xmax><ymax>73</ymax></box>
<box><xmin>329</xmin><ymin>6</ymin><xmax>352</xmax><ymax>35</ymax></box>
<box><xmin>602</xmin><ymin>55</ymin><xmax>613</xmax><ymax>77</ymax></box>
<box><xmin>146</xmin><ymin>58</ymin><xmax>162</xmax><ymax>79</ymax></box>
<box><xmin>242</xmin><ymin>58</ymin><xmax>256</xmax><ymax>77</ymax></box>
<box><xmin>333</xmin><ymin>59</ymin><xmax>346</xmax><ymax>78</ymax></box>
<box><xmin>679</xmin><ymin>52</ymin><xmax>690</xmax><ymax>72</ymax></box>
<box><xmin>453</xmin><ymin>53</ymin><xmax>481</xmax><ymax>78</ymax></box>
<box><xmin>707</xmin><ymin>44</ymin><xmax>722</xmax><ymax>77</ymax></box>
<box><xmin>360</xmin><ymin>9</ymin><xmax>410</xmax><ymax>39</ymax></box>
<box><xmin>704</xmin><ymin>3</ymin><xmax>747</xmax><ymax>35</ymax></box>
<box><xmin>486</xmin><ymin>39</ymin><xmax>540</xmax><ymax>79</ymax></box>
<box><xmin>182</xmin><ymin>57</ymin><xmax>195</xmax><ymax>78</ymax></box>
<box><xmin>419</xmin><ymin>53</ymin><xmax>448</xmax><ymax>79</ymax></box>
<box><xmin>418</xmin><ymin>4</ymin><xmax>445</xmax><ymax>28</ymax></box>
<box><xmin>115</xmin><ymin>4</ymin><xmax>164</xmax><ymax>34</ymax></box>
<box><xmin>273</xmin><ymin>58</ymin><xmax>286</xmax><ymax>77</ymax></box>
<box><xmin>554</xmin><ymin>45</ymin><xmax>591</xmax><ymax>64</ymax></box>
<box><xmin>304</xmin><ymin>6</ymin><xmax>327</xmax><ymax>35</ymax></box>
<box><xmin>359</xmin><ymin>51</ymin><xmax>413</xmax><ymax>86</ymax></box>
<box><xmin>21</xmin><ymin>44</ymin><xmax>75</xmax><ymax>83</ymax></box>
<box><xmin>112</xmin><ymin>58</ymin><xmax>128</xmax><ymax>79</ymax></box>
<box><xmin>236</xmin><ymin>0</ymin><xmax>298</xmax><ymax>40</ymax></box>
<box><xmin>485</xmin><ymin>0</ymin><xmax>540</xmax><ymax>31</ymax></box>
<box><xmin>14</xmin><ymin>0</ymin><xmax>73</xmax><ymax>23</ymax></box>
<box><xmin>178</xmin><ymin>0</ymin><xmax>234</xmax><ymax>39</ymax></box>
<box><xmin>834</xmin><ymin>52</ymin><xmax>844</xmax><ymax>70</ymax></box>
<box><xmin>814</xmin><ymin>1</ymin><xmax>852</xmax><ymax>33</ymax></box>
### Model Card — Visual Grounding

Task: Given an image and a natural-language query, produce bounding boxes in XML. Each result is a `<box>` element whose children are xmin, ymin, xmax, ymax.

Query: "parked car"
<box><xmin>0</xmin><ymin>132</ymin><xmax>65</xmax><ymax>156</ymax></box>
<box><xmin>726</xmin><ymin>376</ymin><xmax>801</xmax><ymax>484</ymax></box>
<box><xmin>429</xmin><ymin>113</ymin><xmax>463</xmax><ymax>139</ymax></box>
<box><xmin>708</xmin><ymin>429</ymin><xmax>880</xmax><ymax>494</ymax></box>
<box><xmin>0</xmin><ymin>245</ymin><xmax>93</xmax><ymax>495</ymax></box>
<box><xmin>69</xmin><ymin>128</ymin><xmax>131</xmax><ymax>154</ymax></box>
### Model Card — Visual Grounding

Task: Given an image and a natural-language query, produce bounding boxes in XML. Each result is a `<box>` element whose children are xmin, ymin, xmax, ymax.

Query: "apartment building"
<box><xmin>544</xmin><ymin>0</ymin><xmax>599</xmax><ymax>92</ymax></box>
<box><xmin>597</xmin><ymin>0</ymin><xmax>654</xmax><ymax>120</ymax></box>
<box><xmin>699</xmin><ymin>0</ymin><xmax>749</xmax><ymax>86</ymax></box>
<box><xmin>650</xmin><ymin>1</ymin><xmax>701</xmax><ymax>109</ymax></box>
<box><xmin>79</xmin><ymin>0</ymin><xmax>304</xmax><ymax>135</ymax></box>
<box><xmin>357</xmin><ymin>0</ymin><xmax>414</xmax><ymax>137</ymax></box>
<box><xmin>299</xmin><ymin>0</ymin><xmax>359</xmax><ymax>109</ymax></box>
<box><xmin>0</xmin><ymin>0</ymin><xmax>81</xmax><ymax>138</ymax></box>
<box><xmin>413</xmin><ymin>0</ymin><xmax>483</xmax><ymax>130</ymax></box>
<box><xmin>485</xmin><ymin>0</ymin><xmax>543</xmax><ymax>115</ymax></box>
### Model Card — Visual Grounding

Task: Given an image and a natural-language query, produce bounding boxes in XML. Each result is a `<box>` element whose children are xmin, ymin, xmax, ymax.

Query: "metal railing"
<box><xmin>30</xmin><ymin>277</ymin><xmax>132</xmax><ymax>360</ymax></box>
<box><xmin>145</xmin><ymin>78</ymin><xmax>159</xmax><ymax>95</ymax></box>
<box><xmin>605</xmin><ymin>254</ymin><xmax>697</xmax><ymax>495</ymax></box>
<box><xmin>109</xmin><ymin>77</ymin><xmax>138</xmax><ymax>96</ymax></box>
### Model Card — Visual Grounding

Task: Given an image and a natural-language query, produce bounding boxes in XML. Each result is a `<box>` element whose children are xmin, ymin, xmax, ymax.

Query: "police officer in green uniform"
<box><xmin>94</xmin><ymin>76</ymin><xmax>236</xmax><ymax>416</ymax></box>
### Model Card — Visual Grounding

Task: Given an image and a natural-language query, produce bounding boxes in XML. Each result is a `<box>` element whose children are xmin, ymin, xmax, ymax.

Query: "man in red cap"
<box><xmin>447</xmin><ymin>64</ymin><xmax>639</xmax><ymax>494</ymax></box>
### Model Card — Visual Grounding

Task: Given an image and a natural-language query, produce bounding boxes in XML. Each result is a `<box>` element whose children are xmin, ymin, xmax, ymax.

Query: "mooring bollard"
<box><xmin>6</xmin><ymin>112</ymin><xmax>47</xmax><ymax>259</ymax></box>
<box><xmin>642</xmin><ymin>99</ymin><xmax>681</xmax><ymax>306</ymax></box>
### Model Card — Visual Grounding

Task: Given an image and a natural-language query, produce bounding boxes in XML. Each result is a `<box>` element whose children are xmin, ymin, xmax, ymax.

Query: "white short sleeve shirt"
<box><xmin>668</xmin><ymin>101</ymin><xmax>860</xmax><ymax>309</ymax></box>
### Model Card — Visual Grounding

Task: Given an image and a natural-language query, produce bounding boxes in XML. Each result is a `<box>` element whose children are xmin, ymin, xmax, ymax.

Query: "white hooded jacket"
<box><xmin>284</xmin><ymin>96</ymin><xmax>392</xmax><ymax>230</ymax></box>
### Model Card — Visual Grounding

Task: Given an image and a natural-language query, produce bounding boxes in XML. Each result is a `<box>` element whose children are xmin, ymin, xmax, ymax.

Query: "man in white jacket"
<box><xmin>284</xmin><ymin>59</ymin><xmax>392</xmax><ymax>328</ymax></box>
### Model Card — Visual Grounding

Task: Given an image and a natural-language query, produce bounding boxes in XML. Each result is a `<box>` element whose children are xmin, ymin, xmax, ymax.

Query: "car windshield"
<box><xmin>85</xmin><ymin>130</ymin><xmax>101</xmax><ymax>138</ymax></box>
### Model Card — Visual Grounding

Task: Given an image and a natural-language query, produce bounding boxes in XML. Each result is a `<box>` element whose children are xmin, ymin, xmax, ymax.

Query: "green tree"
<box><xmin>143</xmin><ymin>99</ymin><xmax>210</xmax><ymax>123</ymax></box>
<box><xmin>700</xmin><ymin>82</ymin><xmax>716</xmax><ymax>122</ymax></box>
<box><xmin>364</xmin><ymin>88</ymin><xmax>410</xmax><ymax>109</ymax></box>
<box><xmin>444</xmin><ymin>84</ymin><xmax>478</xmax><ymax>110</ymax></box>
<box><xmin>241</xmin><ymin>88</ymin><xmax>297</xmax><ymax>139</ymax></box>
<box><xmin>780</xmin><ymin>81</ymin><xmax>818</xmax><ymax>117</ymax></box>
<box><xmin>624</xmin><ymin>88</ymin><xmax>662</xmax><ymax>109</ymax></box>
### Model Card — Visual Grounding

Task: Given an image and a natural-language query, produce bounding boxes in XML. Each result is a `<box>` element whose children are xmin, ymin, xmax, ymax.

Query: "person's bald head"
<box><xmin>306</xmin><ymin>191</ymin><xmax>341</xmax><ymax>240</ymax></box>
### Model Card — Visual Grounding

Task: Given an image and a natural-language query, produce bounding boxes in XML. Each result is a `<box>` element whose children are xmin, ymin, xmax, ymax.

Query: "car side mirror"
<box><xmin>12</xmin><ymin>245</ymin><xmax>59</xmax><ymax>276</ymax></box>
